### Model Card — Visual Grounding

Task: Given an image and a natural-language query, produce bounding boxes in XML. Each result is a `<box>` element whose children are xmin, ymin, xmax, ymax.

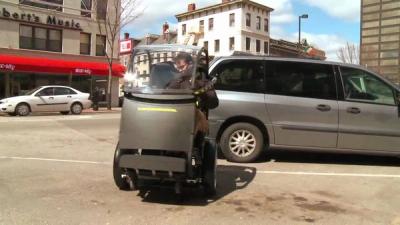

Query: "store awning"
<box><xmin>0</xmin><ymin>54</ymin><xmax>125</xmax><ymax>77</ymax></box>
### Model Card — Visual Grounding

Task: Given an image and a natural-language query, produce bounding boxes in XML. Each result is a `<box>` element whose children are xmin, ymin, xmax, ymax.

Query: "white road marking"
<box><xmin>0</xmin><ymin>156</ymin><xmax>111</xmax><ymax>165</ymax></box>
<box><xmin>254</xmin><ymin>170</ymin><xmax>400</xmax><ymax>178</ymax></box>
<box><xmin>1</xmin><ymin>156</ymin><xmax>400</xmax><ymax>179</ymax></box>
<box><xmin>0</xmin><ymin>115</ymin><xmax>120</xmax><ymax>123</ymax></box>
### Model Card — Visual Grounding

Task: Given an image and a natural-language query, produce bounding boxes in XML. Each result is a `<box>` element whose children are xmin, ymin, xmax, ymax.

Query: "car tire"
<box><xmin>70</xmin><ymin>103</ymin><xmax>83</xmax><ymax>115</ymax></box>
<box><xmin>220</xmin><ymin>123</ymin><xmax>264</xmax><ymax>163</ymax></box>
<box><xmin>203</xmin><ymin>140</ymin><xmax>217</xmax><ymax>197</ymax></box>
<box><xmin>15</xmin><ymin>103</ymin><xmax>30</xmax><ymax>117</ymax></box>
<box><xmin>60</xmin><ymin>111</ymin><xmax>70</xmax><ymax>115</ymax></box>
<box><xmin>113</xmin><ymin>145</ymin><xmax>135</xmax><ymax>191</ymax></box>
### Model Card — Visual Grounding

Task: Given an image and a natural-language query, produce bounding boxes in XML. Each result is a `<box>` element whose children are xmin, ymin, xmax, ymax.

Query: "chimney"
<box><xmin>188</xmin><ymin>3</ymin><xmax>196</xmax><ymax>12</ymax></box>
<box><xmin>124</xmin><ymin>33</ymin><xmax>130</xmax><ymax>40</ymax></box>
<box><xmin>163</xmin><ymin>22</ymin><xmax>170</xmax><ymax>41</ymax></box>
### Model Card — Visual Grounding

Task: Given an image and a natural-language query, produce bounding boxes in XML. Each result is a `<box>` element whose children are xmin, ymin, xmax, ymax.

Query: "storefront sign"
<box><xmin>120</xmin><ymin>39</ymin><xmax>132</xmax><ymax>55</ymax></box>
<box><xmin>75</xmin><ymin>68</ymin><xmax>92</xmax><ymax>75</ymax></box>
<box><xmin>1</xmin><ymin>8</ymin><xmax>81</xmax><ymax>30</ymax></box>
<box><xmin>0</xmin><ymin>64</ymin><xmax>15</xmax><ymax>71</ymax></box>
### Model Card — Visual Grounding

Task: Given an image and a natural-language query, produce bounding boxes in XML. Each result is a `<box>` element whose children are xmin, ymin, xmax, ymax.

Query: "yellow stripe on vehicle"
<box><xmin>137</xmin><ymin>107</ymin><xmax>177</xmax><ymax>113</ymax></box>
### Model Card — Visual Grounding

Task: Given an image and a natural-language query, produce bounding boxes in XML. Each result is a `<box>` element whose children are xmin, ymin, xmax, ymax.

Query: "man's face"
<box><xmin>175</xmin><ymin>59</ymin><xmax>188</xmax><ymax>72</ymax></box>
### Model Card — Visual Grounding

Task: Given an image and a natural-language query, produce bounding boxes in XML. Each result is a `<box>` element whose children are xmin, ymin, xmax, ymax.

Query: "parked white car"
<box><xmin>0</xmin><ymin>86</ymin><xmax>92</xmax><ymax>116</ymax></box>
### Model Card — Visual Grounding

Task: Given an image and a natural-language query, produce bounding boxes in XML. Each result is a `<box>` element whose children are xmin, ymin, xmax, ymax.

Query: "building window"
<box><xmin>246</xmin><ymin>37</ymin><xmax>251</xmax><ymax>51</ymax></box>
<box><xmin>163</xmin><ymin>53</ymin><xmax>168</xmax><ymax>62</ymax></box>
<box><xmin>156</xmin><ymin>53</ymin><xmax>160</xmax><ymax>63</ymax></box>
<box><xmin>96</xmin><ymin>35</ymin><xmax>106</xmax><ymax>56</ymax></box>
<box><xmin>182</xmin><ymin>24</ymin><xmax>186</xmax><ymax>35</ymax></box>
<box><xmin>229</xmin><ymin>37</ymin><xmax>235</xmax><ymax>51</ymax></box>
<box><xmin>209</xmin><ymin>18</ymin><xmax>214</xmax><ymax>31</ymax></box>
<box><xmin>96</xmin><ymin>0</ymin><xmax>107</xmax><ymax>20</ymax></box>
<box><xmin>199</xmin><ymin>20</ymin><xmax>204</xmax><ymax>33</ymax></box>
<box><xmin>246</xmin><ymin>13</ymin><xmax>251</xmax><ymax>27</ymax></box>
<box><xmin>256</xmin><ymin>40</ymin><xmax>261</xmax><ymax>52</ymax></box>
<box><xmin>204</xmin><ymin>41</ymin><xmax>208</xmax><ymax>52</ymax></box>
<box><xmin>80</xmin><ymin>33</ymin><xmax>91</xmax><ymax>55</ymax></box>
<box><xmin>215</xmin><ymin>40</ymin><xmax>220</xmax><ymax>52</ymax></box>
<box><xmin>229</xmin><ymin>13</ymin><xmax>235</xmax><ymax>27</ymax></box>
<box><xmin>264</xmin><ymin>18</ymin><xmax>269</xmax><ymax>32</ymax></box>
<box><xmin>20</xmin><ymin>0</ymin><xmax>63</xmax><ymax>12</ymax></box>
<box><xmin>264</xmin><ymin>41</ymin><xmax>269</xmax><ymax>54</ymax></box>
<box><xmin>81</xmin><ymin>0</ymin><xmax>92</xmax><ymax>17</ymax></box>
<box><xmin>256</xmin><ymin>16</ymin><xmax>261</xmax><ymax>30</ymax></box>
<box><xmin>19</xmin><ymin>25</ymin><xmax>62</xmax><ymax>52</ymax></box>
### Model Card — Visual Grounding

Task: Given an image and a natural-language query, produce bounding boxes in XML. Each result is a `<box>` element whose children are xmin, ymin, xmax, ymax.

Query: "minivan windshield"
<box><xmin>124</xmin><ymin>45</ymin><xmax>204</xmax><ymax>94</ymax></box>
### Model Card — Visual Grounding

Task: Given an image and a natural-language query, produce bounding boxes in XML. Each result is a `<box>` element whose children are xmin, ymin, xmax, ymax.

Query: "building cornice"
<box><xmin>175</xmin><ymin>0</ymin><xmax>273</xmax><ymax>19</ymax></box>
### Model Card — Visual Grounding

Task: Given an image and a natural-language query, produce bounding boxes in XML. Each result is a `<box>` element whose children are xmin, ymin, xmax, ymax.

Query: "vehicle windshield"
<box><xmin>25</xmin><ymin>87</ymin><xmax>42</xmax><ymax>96</ymax></box>
<box><xmin>124</xmin><ymin>45</ymin><xmax>206</xmax><ymax>94</ymax></box>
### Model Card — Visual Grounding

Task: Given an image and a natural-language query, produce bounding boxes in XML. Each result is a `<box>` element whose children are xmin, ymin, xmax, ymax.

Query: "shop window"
<box><xmin>19</xmin><ymin>25</ymin><xmax>62</xmax><ymax>52</ymax></box>
<box><xmin>96</xmin><ymin>0</ymin><xmax>108</xmax><ymax>20</ymax></box>
<box><xmin>81</xmin><ymin>0</ymin><xmax>92</xmax><ymax>17</ymax></box>
<box><xmin>80</xmin><ymin>33</ymin><xmax>91</xmax><ymax>55</ymax></box>
<box><xmin>96</xmin><ymin>35</ymin><xmax>106</xmax><ymax>56</ymax></box>
<box><xmin>20</xmin><ymin>0</ymin><xmax>63</xmax><ymax>12</ymax></box>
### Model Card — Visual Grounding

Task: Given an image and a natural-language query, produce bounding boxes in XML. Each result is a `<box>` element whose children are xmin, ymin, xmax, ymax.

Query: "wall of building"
<box><xmin>361</xmin><ymin>0</ymin><xmax>400</xmax><ymax>83</ymax></box>
<box><xmin>177</xmin><ymin>1</ymin><xmax>271</xmax><ymax>57</ymax></box>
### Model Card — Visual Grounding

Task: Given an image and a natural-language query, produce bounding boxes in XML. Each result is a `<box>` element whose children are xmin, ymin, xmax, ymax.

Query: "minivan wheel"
<box><xmin>15</xmin><ymin>103</ymin><xmax>30</xmax><ymax>117</ymax></box>
<box><xmin>220</xmin><ymin>123</ymin><xmax>264</xmax><ymax>163</ymax></box>
<box><xmin>71</xmin><ymin>103</ymin><xmax>83</xmax><ymax>115</ymax></box>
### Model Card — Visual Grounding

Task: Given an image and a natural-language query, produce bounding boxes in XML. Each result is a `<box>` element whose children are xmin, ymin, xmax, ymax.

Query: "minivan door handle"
<box><xmin>316</xmin><ymin>104</ymin><xmax>331</xmax><ymax>112</ymax></box>
<box><xmin>347</xmin><ymin>107</ymin><xmax>361</xmax><ymax>114</ymax></box>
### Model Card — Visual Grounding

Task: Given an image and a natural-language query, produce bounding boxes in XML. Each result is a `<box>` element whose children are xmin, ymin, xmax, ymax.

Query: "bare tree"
<box><xmin>93</xmin><ymin>0</ymin><xmax>142</xmax><ymax>109</ymax></box>
<box><xmin>337</xmin><ymin>42</ymin><xmax>360</xmax><ymax>65</ymax></box>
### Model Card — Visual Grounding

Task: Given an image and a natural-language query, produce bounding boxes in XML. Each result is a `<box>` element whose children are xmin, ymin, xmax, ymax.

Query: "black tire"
<box><xmin>70</xmin><ymin>103</ymin><xmax>83</xmax><ymax>115</ymax></box>
<box><xmin>203</xmin><ymin>141</ymin><xmax>217</xmax><ymax>196</ymax></box>
<box><xmin>15</xmin><ymin>103</ymin><xmax>30</xmax><ymax>117</ymax></box>
<box><xmin>220</xmin><ymin>123</ymin><xmax>265</xmax><ymax>163</ymax></box>
<box><xmin>113</xmin><ymin>145</ymin><xmax>135</xmax><ymax>191</ymax></box>
<box><xmin>60</xmin><ymin>111</ymin><xmax>70</xmax><ymax>115</ymax></box>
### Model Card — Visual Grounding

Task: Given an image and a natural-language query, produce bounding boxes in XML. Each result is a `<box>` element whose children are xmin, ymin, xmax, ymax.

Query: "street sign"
<box><xmin>120</xmin><ymin>39</ymin><xmax>132</xmax><ymax>55</ymax></box>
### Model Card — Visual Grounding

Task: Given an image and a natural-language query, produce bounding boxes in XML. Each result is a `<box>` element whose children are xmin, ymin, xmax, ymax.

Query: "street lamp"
<box><xmin>298</xmin><ymin>14</ymin><xmax>309</xmax><ymax>54</ymax></box>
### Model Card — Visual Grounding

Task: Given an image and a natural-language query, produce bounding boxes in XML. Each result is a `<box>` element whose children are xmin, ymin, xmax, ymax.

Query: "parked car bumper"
<box><xmin>0</xmin><ymin>102</ymin><xmax>16</xmax><ymax>113</ymax></box>
<box><xmin>81</xmin><ymin>100</ymin><xmax>93</xmax><ymax>109</ymax></box>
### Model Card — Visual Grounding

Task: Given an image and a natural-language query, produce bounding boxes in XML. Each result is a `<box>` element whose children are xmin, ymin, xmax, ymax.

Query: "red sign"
<box><xmin>0</xmin><ymin>63</ymin><xmax>15</xmax><ymax>71</ymax></box>
<box><xmin>120</xmin><ymin>39</ymin><xmax>132</xmax><ymax>55</ymax></box>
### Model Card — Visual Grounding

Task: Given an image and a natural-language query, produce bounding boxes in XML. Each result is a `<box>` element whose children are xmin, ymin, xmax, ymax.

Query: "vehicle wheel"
<box><xmin>15</xmin><ymin>103</ymin><xmax>30</xmax><ymax>117</ymax></box>
<box><xmin>220</xmin><ymin>123</ymin><xmax>264</xmax><ymax>163</ymax></box>
<box><xmin>113</xmin><ymin>145</ymin><xmax>135</xmax><ymax>191</ymax></box>
<box><xmin>60</xmin><ymin>111</ymin><xmax>70</xmax><ymax>115</ymax></box>
<box><xmin>70</xmin><ymin>103</ymin><xmax>83</xmax><ymax>115</ymax></box>
<box><xmin>203</xmin><ymin>140</ymin><xmax>217</xmax><ymax>196</ymax></box>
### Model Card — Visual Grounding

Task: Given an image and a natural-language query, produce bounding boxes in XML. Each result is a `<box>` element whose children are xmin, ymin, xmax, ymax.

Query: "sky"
<box><xmin>123</xmin><ymin>0</ymin><xmax>361</xmax><ymax>61</ymax></box>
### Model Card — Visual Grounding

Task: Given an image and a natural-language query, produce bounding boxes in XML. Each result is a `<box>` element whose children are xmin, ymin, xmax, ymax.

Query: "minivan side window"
<box><xmin>214</xmin><ymin>60</ymin><xmax>265</xmax><ymax>93</ymax></box>
<box><xmin>265</xmin><ymin>61</ymin><xmax>337</xmax><ymax>100</ymax></box>
<box><xmin>340</xmin><ymin>67</ymin><xmax>395</xmax><ymax>105</ymax></box>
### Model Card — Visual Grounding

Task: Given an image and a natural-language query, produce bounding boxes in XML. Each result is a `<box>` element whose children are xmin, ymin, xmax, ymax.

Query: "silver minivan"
<box><xmin>208</xmin><ymin>56</ymin><xmax>400</xmax><ymax>163</ymax></box>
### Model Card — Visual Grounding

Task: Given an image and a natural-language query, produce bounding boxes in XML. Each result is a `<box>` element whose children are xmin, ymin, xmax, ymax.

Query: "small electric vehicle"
<box><xmin>113</xmin><ymin>45</ymin><xmax>217</xmax><ymax>196</ymax></box>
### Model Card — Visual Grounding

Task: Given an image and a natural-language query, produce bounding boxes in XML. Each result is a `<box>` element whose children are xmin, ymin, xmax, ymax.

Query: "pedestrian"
<box><xmin>92</xmin><ymin>87</ymin><xmax>100</xmax><ymax>111</ymax></box>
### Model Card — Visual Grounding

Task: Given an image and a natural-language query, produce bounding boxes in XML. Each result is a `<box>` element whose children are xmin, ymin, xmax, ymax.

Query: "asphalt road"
<box><xmin>0</xmin><ymin>112</ymin><xmax>400</xmax><ymax>225</ymax></box>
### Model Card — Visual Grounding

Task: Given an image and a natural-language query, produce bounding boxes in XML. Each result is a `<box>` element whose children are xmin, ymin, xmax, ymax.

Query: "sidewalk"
<box><xmin>83</xmin><ymin>107</ymin><xmax>122</xmax><ymax>114</ymax></box>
